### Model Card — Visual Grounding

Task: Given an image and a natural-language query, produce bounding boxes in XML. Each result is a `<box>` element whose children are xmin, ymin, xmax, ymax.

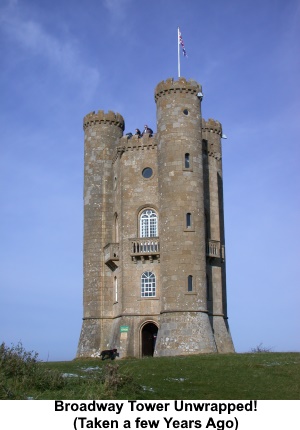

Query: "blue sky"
<box><xmin>0</xmin><ymin>0</ymin><xmax>299</xmax><ymax>361</ymax></box>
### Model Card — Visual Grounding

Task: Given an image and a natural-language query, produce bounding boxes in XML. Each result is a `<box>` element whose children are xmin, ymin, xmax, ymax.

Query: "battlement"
<box><xmin>154</xmin><ymin>77</ymin><xmax>201</xmax><ymax>101</ymax></box>
<box><xmin>83</xmin><ymin>110</ymin><xmax>125</xmax><ymax>131</ymax></box>
<box><xmin>202</xmin><ymin>118</ymin><xmax>222</xmax><ymax>135</ymax></box>
<box><xmin>202</xmin><ymin>119</ymin><xmax>222</xmax><ymax>160</ymax></box>
<box><xmin>113</xmin><ymin>134</ymin><xmax>157</xmax><ymax>163</ymax></box>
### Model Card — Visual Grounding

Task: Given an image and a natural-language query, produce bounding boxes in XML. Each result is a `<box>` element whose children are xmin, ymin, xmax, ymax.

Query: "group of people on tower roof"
<box><xmin>126</xmin><ymin>124</ymin><xmax>153</xmax><ymax>139</ymax></box>
<box><xmin>136</xmin><ymin>125</ymin><xmax>153</xmax><ymax>136</ymax></box>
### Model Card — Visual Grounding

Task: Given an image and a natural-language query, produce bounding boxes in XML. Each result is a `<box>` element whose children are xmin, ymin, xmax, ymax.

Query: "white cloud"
<box><xmin>0</xmin><ymin>0</ymin><xmax>100</xmax><ymax>98</ymax></box>
<box><xmin>103</xmin><ymin>0</ymin><xmax>133</xmax><ymax>35</ymax></box>
<box><xmin>103</xmin><ymin>0</ymin><xmax>131</xmax><ymax>20</ymax></box>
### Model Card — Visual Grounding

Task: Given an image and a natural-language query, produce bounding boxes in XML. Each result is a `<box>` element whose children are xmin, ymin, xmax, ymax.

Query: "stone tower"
<box><xmin>77</xmin><ymin>77</ymin><xmax>234</xmax><ymax>358</ymax></box>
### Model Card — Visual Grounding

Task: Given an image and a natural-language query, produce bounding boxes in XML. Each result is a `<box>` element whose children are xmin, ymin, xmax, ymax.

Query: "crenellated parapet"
<box><xmin>154</xmin><ymin>77</ymin><xmax>201</xmax><ymax>102</ymax></box>
<box><xmin>83</xmin><ymin>110</ymin><xmax>125</xmax><ymax>131</ymax></box>
<box><xmin>202</xmin><ymin>119</ymin><xmax>222</xmax><ymax>161</ymax></box>
<box><xmin>202</xmin><ymin>118</ymin><xmax>222</xmax><ymax>135</ymax></box>
<box><xmin>113</xmin><ymin>134</ymin><xmax>157</xmax><ymax>163</ymax></box>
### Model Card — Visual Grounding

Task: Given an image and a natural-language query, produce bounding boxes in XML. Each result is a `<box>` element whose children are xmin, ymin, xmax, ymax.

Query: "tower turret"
<box><xmin>202</xmin><ymin>118</ymin><xmax>235</xmax><ymax>352</ymax></box>
<box><xmin>77</xmin><ymin>110</ymin><xmax>124</xmax><ymax>357</ymax></box>
<box><xmin>154</xmin><ymin>78</ymin><xmax>217</xmax><ymax>355</ymax></box>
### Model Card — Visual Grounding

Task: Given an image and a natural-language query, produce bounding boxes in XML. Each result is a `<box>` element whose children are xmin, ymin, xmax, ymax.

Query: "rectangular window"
<box><xmin>114</xmin><ymin>277</ymin><xmax>118</xmax><ymax>302</ymax></box>
<box><xmin>186</xmin><ymin>213</ymin><xmax>191</xmax><ymax>228</ymax></box>
<box><xmin>141</xmin><ymin>271</ymin><xmax>156</xmax><ymax>297</ymax></box>
<box><xmin>185</xmin><ymin>153</ymin><xmax>190</xmax><ymax>168</ymax></box>
<box><xmin>184</xmin><ymin>211</ymin><xmax>194</xmax><ymax>231</ymax></box>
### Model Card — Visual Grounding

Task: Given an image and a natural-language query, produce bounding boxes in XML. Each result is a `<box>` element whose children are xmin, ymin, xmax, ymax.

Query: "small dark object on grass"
<box><xmin>100</xmin><ymin>349</ymin><xmax>119</xmax><ymax>360</ymax></box>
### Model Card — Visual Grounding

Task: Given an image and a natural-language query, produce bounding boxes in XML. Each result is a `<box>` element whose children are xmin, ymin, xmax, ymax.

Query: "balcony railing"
<box><xmin>130</xmin><ymin>237</ymin><xmax>160</xmax><ymax>263</ymax></box>
<box><xmin>104</xmin><ymin>243</ymin><xmax>119</xmax><ymax>269</ymax></box>
<box><xmin>206</xmin><ymin>239</ymin><xmax>225</xmax><ymax>261</ymax></box>
<box><xmin>105</xmin><ymin>238</ymin><xmax>224</xmax><ymax>266</ymax></box>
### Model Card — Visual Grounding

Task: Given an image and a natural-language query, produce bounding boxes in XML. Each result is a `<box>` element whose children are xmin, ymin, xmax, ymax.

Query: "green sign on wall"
<box><xmin>120</xmin><ymin>325</ymin><xmax>129</xmax><ymax>333</ymax></box>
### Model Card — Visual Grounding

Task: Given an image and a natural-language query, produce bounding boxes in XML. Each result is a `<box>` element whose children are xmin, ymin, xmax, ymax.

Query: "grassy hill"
<box><xmin>40</xmin><ymin>352</ymin><xmax>300</xmax><ymax>400</ymax></box>
<box><xmin>1</xmin><ymin>343</ymin><xmax>299</xmax><ymax>399</ymax></box>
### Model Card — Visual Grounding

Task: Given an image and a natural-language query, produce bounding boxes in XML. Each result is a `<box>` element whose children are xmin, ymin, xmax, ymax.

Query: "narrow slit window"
<box><xmin>114</xmin><ymin>277</ymin><xmax>118</xmax><ymax>302</ymax></box>
<box><xmin>186</xmin><ymin>212</ymin><xmax>192</xmax><ymax>228</ymax></box>
<box><xmin>114</xmin><ymin>213</ymin><xmax>119</xmax><ymax>242</ymax></box>
<box><xmin>185</xmin><ymin>153</ymin><xmax>190</xmax><ymax>169</ymax></box>
<box><xmin>188</xmin><ymin>275</ymin><xmax>193</xmax><ymax>292</ymax></box>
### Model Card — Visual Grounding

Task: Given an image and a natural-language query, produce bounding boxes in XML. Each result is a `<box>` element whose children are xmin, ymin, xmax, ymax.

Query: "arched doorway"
<box><xmin>141</xmin><ymin>322</ymin><xmax>158</xmax><ymax>357</ymax></box>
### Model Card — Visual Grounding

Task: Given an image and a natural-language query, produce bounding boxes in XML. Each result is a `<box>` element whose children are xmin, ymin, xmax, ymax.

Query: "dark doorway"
<box><xmin>141</xmin><ymin>323</ymin><xmax>158</xmax><ymax>357</ymax></box>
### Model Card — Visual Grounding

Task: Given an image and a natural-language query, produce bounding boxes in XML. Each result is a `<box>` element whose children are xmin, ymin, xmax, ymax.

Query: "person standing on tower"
<box><xmin>141</xmin><ymin>124</ymin><xmax>153</xmax><ymax>136</ymax></box>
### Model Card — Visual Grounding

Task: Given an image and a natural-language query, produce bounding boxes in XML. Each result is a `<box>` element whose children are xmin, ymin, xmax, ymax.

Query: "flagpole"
<box><xmin>178</xmin><ymin>27</ymin><xmax>180</xmax><ymax>78</ymax></box>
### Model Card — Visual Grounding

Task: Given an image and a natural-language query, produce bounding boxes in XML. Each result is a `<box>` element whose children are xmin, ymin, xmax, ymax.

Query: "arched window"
<box><xmin>185</xmin><ymin>153</ymin><xmax>190</xmax><ymax>169</ymax></box>
<box><xmin>140</xmin><ymin>209</ymin><xmax>158</xmax><ymax>237</ymax></box>
<box><xmin>188</xmin><ymin>275</ymin><xmax>193</xmax><ymax>292</ymax></box>
<box><xmin>141</xmin><ymin>271</ymin><xmax>156</xmax><ymax>297</ymax></box>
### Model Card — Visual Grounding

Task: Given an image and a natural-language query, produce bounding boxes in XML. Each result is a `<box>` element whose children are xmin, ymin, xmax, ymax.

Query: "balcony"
<box><xmin>104</xmin><ymin>243</ymin><xmax>119</xmax><ymax>270</ymax></box>
<box><xmin>130</xmin><ymin>237</ymin><xmax>160</xmax><ymax>263</ymax></box>
<box><xmin>206</xmin><ymin>239</ymin><xmax>225</xmax><ymax>261</ymax></box>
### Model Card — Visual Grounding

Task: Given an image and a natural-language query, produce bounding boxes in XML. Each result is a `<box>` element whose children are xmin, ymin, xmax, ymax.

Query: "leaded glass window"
<box><xmin>141</xmin><ymin>271</ymin><xmax>156</xmax><ymax>297</ymax></box>
<box><xmin>140</xmin><ymin>209</ymin><xmax>158</xmax><ymax>237</ymax></box>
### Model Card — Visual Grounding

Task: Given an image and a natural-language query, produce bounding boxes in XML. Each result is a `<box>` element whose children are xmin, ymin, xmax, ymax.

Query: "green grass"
<box><xmin>42</xmin><ymin>352</ymin><xmax>300</xmax><ymax>400</ymax></box>
<box><xmin>1</xmin><ymin>342</ymin><xmax>299</xmax><ymax>399</ymax></box>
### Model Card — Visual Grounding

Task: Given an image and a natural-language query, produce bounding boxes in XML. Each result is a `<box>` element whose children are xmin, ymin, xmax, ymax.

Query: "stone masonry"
<box><xmin>76</xmin><ymin>77</ymin><xmax>235</xmax><ymax>358</ymax></box>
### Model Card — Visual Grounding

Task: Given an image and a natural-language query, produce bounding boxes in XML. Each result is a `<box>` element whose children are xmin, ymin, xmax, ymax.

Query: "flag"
<box><xmin>178</xmin><ymin>28</ymin><xmax>187</xmax><ymax>57</ymax></box>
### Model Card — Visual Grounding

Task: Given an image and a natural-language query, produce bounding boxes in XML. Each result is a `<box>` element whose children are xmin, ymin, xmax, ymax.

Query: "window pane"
<box><xmin>188</xmin><ymin>275</ymin><xmax>193</xmax><ymax>292</ymax></box>
<box><xmin>140</xmin><ymin>209</ymin><xmax>158</xmax><ymax>237</ymax></box>
<box><xmin>114</xmin><ymin>277</ymin><xmax>118</xmax><ymax>302</ymax></box>
<box><xmin>141</xmin><ymin>271</ymin><xmax>156</xmax><ymax>297</ymax></box>
<box><xmin>186</xmin><ymin>213</ymin><xmax>191</xmax><ymax>228</ymax></box>
<box><xmin>142</xmin><ymin>167</ymin><xmax>153</xmax><ymax>178</ymax></box>
<box><xmin>185</xmin><ymin>153</ymin><xmax>190</xmax><ymax>168</ymax></box>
